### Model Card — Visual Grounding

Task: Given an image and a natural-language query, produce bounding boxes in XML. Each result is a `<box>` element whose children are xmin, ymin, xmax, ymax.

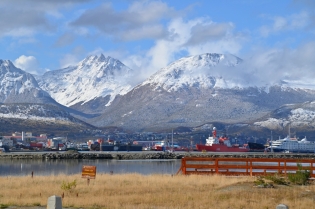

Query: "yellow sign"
<box><xmin>81</xmin><ymin>165</ymin><xmax>96</xmax><ymax>179</ymax></box>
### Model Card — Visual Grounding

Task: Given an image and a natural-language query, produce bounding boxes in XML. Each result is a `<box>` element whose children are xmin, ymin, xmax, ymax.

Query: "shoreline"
<box><xmin>1</xmin><ymin>150</ymin><xmax>315</xmax><ymax>160</ymax></box>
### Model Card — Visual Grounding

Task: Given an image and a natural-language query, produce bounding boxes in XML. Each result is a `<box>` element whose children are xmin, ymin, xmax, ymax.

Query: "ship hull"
<box><xmin>101</xmin><ymin>145</ymin><xmax>143</xmax><ymax>151</ymax></box>
<box><xmin>270</xmin><ymin>148</ymin><xmax>315</xmax><ymax>153</ymax></box>
<box><xmin>248</xmin><ymin>142</ymin><xmax>266</xmax><ymax>152</ymax></box>
<box><xmin>196</xmin><ymin>144</ymin><xmax>249</xmax><ymax>152</ymax></box>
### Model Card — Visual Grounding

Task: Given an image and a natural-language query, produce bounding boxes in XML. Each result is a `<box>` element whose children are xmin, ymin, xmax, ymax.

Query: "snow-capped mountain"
<box><xmin>141</xmin><ymin>53</ymin><xmax>242</xmax><ymax>91</ymax></box>
<box><xmin>0</xmin><ymin>60</ymin><xmax>55</xmax><ymax>104</ymax></box>
<box><xmin>37</xmin><ymin>54</ymin><xmax>134</xmax><ymax>113</ymax></box>
<box><xmin>2</xmin><ymin>52</ymin><xmax>315</xmax><ymax>133</ymax></box>
<box><xmin>87</xmin><ymin>53</ymin><xmax>315</xmax><ymax>131</ymax></box>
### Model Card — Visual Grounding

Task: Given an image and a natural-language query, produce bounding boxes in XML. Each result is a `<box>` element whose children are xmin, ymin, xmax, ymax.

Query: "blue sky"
<box><xmin>0</xmin><ymin>0</ymin><xmax>315</xmax><ymax>83</ymax></box>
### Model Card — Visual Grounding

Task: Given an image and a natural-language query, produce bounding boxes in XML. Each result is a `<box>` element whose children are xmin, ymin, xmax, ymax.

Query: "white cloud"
<box><xmin>259</xmin><ymin>11</ymin><xmax>310</xmax><ymax>37</ymax></box>
<box><xmin>70</xmin><ymin>1</ymin><xmax>176</xmax><ymax>41</ymax></box>
<box><xmin>14</xmin><ymin>55</ymin><xmax>40</xmax><ymax>74</ymax></box>
<box><xmin>214</xmin><ymin>41</ymin><xmax>315</xmax><ymax>87</ymax></box>
<box><xmin>60</xmin><ymin>54</ymin><xmax>81</xmax><ymax>68</ymax></box>
<box><xmin>124</xmin><ymin>17</ymin><xmax>246</xmax><ymax>82</ymax></box>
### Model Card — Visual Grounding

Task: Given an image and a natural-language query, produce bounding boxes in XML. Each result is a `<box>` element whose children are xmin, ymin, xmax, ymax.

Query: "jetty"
<box><xmin>1</xmin><ymin>150</ymin><xmax>315</xmax><ymax>160</ymax></box>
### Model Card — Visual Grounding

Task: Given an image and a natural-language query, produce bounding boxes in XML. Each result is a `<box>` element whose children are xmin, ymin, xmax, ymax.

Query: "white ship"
<box><xmin>268</xmin><ymin>136</ymin><xmax>315</xmax><ymax>153</ymax></box>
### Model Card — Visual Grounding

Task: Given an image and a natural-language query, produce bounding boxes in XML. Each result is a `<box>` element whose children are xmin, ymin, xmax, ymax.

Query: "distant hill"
<box><xmin>0</xmin><ymin>103</ymin><xmax>97</xmax><ymax>136</ymax></box>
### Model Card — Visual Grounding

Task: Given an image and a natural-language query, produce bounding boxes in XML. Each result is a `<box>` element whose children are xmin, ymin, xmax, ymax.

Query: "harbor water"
<box><xmin>0</xmin><ymin>159</ymin><xmax>182</xmax><ymax>176</ymax></box>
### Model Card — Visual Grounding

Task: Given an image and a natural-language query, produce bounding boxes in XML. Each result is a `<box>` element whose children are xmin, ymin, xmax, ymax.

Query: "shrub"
<box><xmin>0</xmin><ymin>204</ymin><xmax>8</xmax><ymax>209</ymax></box>
<box><xmin>61</xmin><ymin>179</ymin><xmax>77</xmax><ymax>192</ymax></box>
<box><xmin>264</xmin><ymin>174</ymin><xmax>288</xmax><ymax>185</ymax></box>
<box><xmin>254</xmin><ymin>176</ymin><xmax>275</xmax><ymax>188</ymax></box>
<box><xmin>253</xmin><ymin>176</ymin><xmax>266</xmax><ymax>186</ymax></box>
<box><xmin>288</xmin><ymin>164</ymin><xmax>310</xmax><ymax>185</ymax></box>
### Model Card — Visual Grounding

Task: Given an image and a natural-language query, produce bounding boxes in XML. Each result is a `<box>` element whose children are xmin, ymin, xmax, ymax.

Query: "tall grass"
<box><xmin>0</xmin><ymin>173</ymin><xmax>315</xmax><ymax>209</ymax></box>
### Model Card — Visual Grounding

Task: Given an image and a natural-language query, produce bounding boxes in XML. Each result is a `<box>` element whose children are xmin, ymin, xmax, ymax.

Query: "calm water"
<box><xmin>0</xmin><ymin>159</ymin><xmax>182</xmax><ymax>176</ymax></box>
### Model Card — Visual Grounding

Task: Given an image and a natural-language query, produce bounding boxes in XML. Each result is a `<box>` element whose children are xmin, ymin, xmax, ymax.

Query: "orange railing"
<box><xmin>177</xmin><ymin>157</ymin><xmax>315</xmax><ymax>177</ymax></box>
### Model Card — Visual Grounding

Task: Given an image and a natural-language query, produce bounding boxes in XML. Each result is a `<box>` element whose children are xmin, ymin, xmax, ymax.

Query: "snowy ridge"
<box><xmin>254</xmin><ymin>102</ymin><xmax>315</xmax><ymax>131</ymax></box>
<box><xmin>141</xmin><ymin>53</ymin><xmax>242</xmax><ymax>92</ymax></box>
<box><xmin>37</xmin><ymin>54</ymin><xmax>134</xmax><ymax>107</ymax></box>
<box><xmin>0</xmin><ymin>60</ymin><xmax>43</xmax><ymax>102</ymax></box>
<box><xmin>0</xmin><ymin>104</ymin><xmax>66</xmax><ymax>121</ymax></box>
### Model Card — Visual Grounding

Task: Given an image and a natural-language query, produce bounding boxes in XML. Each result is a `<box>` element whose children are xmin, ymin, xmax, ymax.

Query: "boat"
<box><xmin>268</xmin><ymin>136</ymin><xmax>315</xmax><ymax>153</ymax></box>
<box><xmin>152</xmin><ymin>141</ymin><xmax>187</xmax><ymax>151</ymax></box>
<box><xmin>196</xmin><ymin>127</ymin><xmax>249</xmax><ymax>152</ymax></box>
<box><xmin>90</xmin><ymin>139</ymin><xmax>143</xmax><ymax>151</ymax></box>
<box><xmin>101</xmin><ymin>143</ymin><xmax>143</xmax><ymax>151</ymax></box>
<box><xmin>248</xmin><ymin>142</ymin><xmax>267</xmax><ymax>152</ymax></box>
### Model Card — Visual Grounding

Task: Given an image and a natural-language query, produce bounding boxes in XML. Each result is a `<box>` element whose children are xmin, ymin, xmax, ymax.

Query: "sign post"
<box><xmin>81</xmin><ymin>165</ymin><xmax>96</xmax><ymax>185</ymax></box>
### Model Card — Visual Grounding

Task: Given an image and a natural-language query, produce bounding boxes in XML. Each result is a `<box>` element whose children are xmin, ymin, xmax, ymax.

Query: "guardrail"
<box><xmin>176</xmin><ymin>157</ymin><xmax>315</xmax><ymax>177</ymax></box>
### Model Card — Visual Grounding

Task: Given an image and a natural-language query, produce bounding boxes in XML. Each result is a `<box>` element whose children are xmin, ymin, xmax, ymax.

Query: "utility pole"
<box><xmin>171</xmin><ymin>129</ymin><xmax>174</xmax><ymax>152</ymax></box>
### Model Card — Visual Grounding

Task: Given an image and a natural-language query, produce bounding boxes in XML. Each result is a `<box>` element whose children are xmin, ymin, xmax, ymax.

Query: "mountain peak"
<box><xmin>38</xmin><ymin>54</ymin><xmax>134</xmax><ymax>108</ymax></box>
<box><xmin>141</xmin><ymin>53</ymin><xmax>242</xmax><ymax>91</ymax></box>
<box><xmin>98</xmin><ymin>53</ymin><xmax>106</xmax><ymax>62</ymax></box>
<box><xmin>0</xmin><ymin>59</ymin><xmax>17</xmax><ymax>71</ymax></box>
<box><xmin>0</xmin><ymin>59</ymin><xmax>55</xmax><ymax>103</ymax></box>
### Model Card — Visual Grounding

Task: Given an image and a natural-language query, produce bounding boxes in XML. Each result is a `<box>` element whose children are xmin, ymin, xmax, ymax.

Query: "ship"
<box><xmin>152</xmin><ymin>141</ymin><xmax>188</xmax><ymax>151</ymax></box>
<box><xmin>268</xmin><ymin>136</ymin><xmax>315</xmax><ymax>153</ymax></box>
<box><xmin>90</xmin><ymin>139</ymin><xmax>143</xmax><ymax>151</ymax></box>
<box><xmin>196</xmin><ymin>127</ymin><xmax>249</xmax><ymax>152</ymax></box>
<box><xmin>248</xmin><ymin>142</ymin><xmax>267</xmax><ymax>152</ymax></box>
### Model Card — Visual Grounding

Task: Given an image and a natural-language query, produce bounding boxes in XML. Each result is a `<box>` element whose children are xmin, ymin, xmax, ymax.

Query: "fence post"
<box><xmin>278</xmin><ymin>161</ymin><xmax>281</xmax><ymax>174</ymax></box>
<box><xmin>182</xmin><ymin>158</ymin><xmax>186</xmax><ymax>175</ymax></box>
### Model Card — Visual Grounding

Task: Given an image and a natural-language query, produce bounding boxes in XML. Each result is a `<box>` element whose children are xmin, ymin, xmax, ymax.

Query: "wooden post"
<box><xmin>182</xmin><ymin>158</ymin><xmax>186</xmax><ymax>175</ymax></box>
<box><xmin>87</xmin><ymin>177</ymin><xmax>90</xmax><ymax>186</ymax></box>
<box><xmin>278</xmin><ymin>161</ymin><xmax>281</xmax><ymax>174</ymax></box>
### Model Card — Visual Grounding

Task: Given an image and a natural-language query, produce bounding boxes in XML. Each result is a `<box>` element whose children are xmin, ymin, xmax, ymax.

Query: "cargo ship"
<box><xmin>89</xmin><ymin>139</ymin><xmax>143</xmax><ymax>151</ymax></box>
<box><xmin>196</xmin><ymin>127</ymin><xmax>249</xmax><ymax>152</ymax></box>
<box><xmin>248</xmin><ymin>142</ymin><xmax>267</xmax><ymax>152</ymax></box>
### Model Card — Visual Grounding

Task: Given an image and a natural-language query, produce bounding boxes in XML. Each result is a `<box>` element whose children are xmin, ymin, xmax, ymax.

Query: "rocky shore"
<box><xmin>1</xmin><ymin>150</ymin><xmax>315</xmax><ymax>160</ymax></box>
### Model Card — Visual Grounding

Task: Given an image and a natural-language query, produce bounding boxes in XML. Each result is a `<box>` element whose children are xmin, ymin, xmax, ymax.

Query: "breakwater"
<box><xmin>1</xmin><ymin>150</ymin><xmax>315</xmax><ymax>160</ymax></box>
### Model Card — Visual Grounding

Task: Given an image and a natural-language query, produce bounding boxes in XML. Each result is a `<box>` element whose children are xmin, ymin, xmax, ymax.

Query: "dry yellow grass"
<box><xmin>0</xmin><ymin>173</ymin><xmax>315</xmax><ymax>209</ymax></box>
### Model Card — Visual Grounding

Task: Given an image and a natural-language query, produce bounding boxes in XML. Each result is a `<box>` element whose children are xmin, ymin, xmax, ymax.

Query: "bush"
<box><xmin>254</xmin><ymin>176</ymin><xmax>275</xmax><ymax>188</ymax></box>
<box><xmin>61</xmin><ymin>179</ymin><xmax>77</xmax><ymax>192</ymax></box>
<box><xmin>0</xmin><ymin>204</ymin><xmax>8</xmax><ymax>209</ymax></box>
<box><xmin>288</xmin><ymin>164</ymin><xmax>310</xmax><ymax>185</ymax></box>
<box><xmin>264</xmin><ymin>174</ymin><xmax>288</xmax><ymax>185</ymax></box>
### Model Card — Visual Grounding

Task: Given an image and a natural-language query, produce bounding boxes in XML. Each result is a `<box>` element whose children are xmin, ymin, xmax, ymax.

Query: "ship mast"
<box><xmin>171</xmin><ymin>129</ymin><xmax>174</xmax><ymax>152</ymax></box>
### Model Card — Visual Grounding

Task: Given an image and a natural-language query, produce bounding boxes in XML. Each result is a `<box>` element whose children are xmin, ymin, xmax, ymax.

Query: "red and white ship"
<box><xmin>196</xmin><ymin>127</ymin><xmax>249</xmax><ymax>152</ymax></box>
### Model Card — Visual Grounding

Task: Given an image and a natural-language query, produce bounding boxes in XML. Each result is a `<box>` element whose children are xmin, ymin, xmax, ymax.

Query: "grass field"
<box><xmin>0</xmin><ymin>173</ymin><xmax>315</xmax><ymax>209</ymax></box>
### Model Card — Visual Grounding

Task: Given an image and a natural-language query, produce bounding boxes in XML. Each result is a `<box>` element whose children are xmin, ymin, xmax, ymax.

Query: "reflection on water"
<box><xmin>0</xmin><ymin>159</ymin><xmax>181</xmax><ymax>176</ymax></box>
